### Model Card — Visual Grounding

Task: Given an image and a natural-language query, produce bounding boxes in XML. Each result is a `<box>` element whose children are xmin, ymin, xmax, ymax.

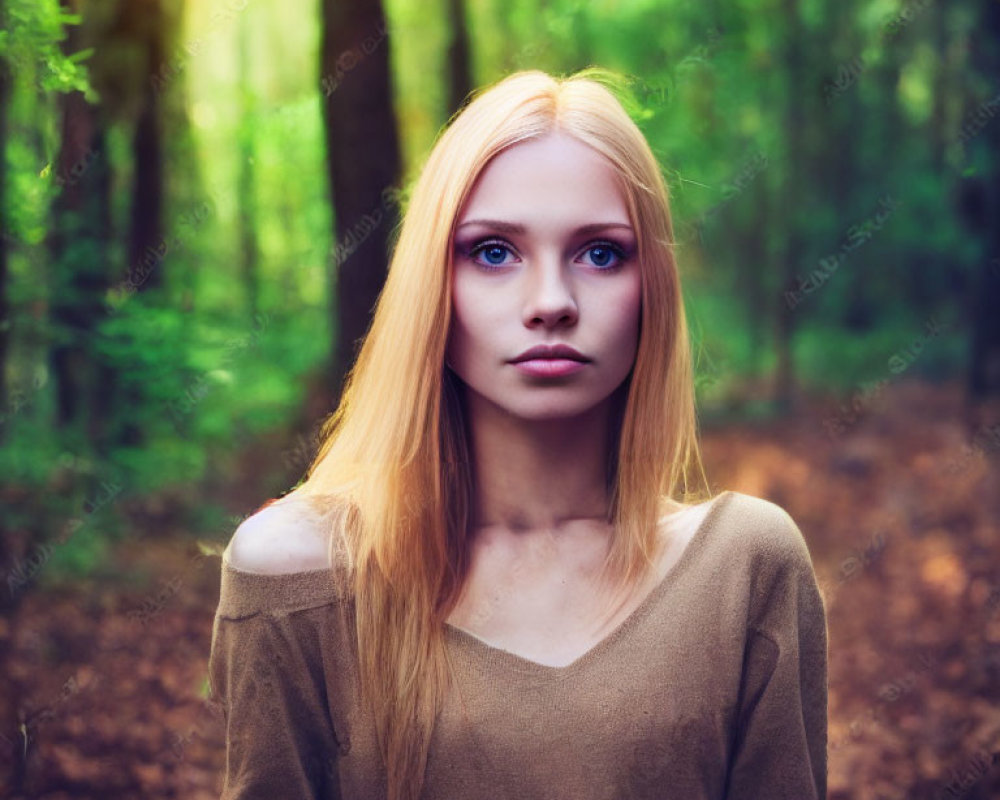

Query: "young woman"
<box><xmin>209</xmin><ymin>68</ymin><xmax>828</xmax><ymax>800</ymax></box>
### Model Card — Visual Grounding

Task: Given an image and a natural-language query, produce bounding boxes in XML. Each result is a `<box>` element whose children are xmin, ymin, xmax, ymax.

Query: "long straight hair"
<box><xmin>295</xmin><ymin>67</ymin><xmax>708</xmax><ymax>800</ymax></box>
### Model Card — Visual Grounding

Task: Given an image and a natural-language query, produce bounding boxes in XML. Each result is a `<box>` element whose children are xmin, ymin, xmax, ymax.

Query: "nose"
<box><xmin>521</xmin><ymin>251</ymin><xmax>578</xmax><ymax>328</ymax></box>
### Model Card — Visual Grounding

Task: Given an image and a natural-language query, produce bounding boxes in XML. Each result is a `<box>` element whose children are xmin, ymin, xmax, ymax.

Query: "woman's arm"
<box><xmin>209</xmin><ymin>500</ymin><xmax>344</xmax><ymax>799</ymax></box>
<box><xmin>209</xmin><ymin>609</ymin><xmax>342</xmax><ymax>799</ymax></box>
<box><xmin>723</xmin><ymin>509</ymin><xmax>829</xmax><ymax>799</ymax></box>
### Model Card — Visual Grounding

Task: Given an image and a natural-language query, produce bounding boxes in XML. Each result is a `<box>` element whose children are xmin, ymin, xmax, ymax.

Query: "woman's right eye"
<box><xmin>466</xmin><ymin>239</ymin><xmax>518</xmax><ymax>269</ymax></box>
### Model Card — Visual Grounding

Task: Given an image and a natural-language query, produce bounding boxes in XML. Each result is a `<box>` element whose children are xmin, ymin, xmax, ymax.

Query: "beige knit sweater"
<box><xmin>209</xmin><ymin>490</ymin><xmax>828</xmax><ymax>799</ymax></box>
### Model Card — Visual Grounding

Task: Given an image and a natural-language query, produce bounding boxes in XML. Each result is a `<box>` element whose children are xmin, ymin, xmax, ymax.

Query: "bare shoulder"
<box><xmin>225</xmin><ymin>492</ymin><xmax>340</xmax><ymax>575</ymax></box>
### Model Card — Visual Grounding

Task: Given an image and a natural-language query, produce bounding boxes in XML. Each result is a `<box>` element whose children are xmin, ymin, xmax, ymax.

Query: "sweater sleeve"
<box><xmin>209</xmin><ymin>600</ymin><xmax>342</xmax><ymax>798</ymax></box>
<box><xmin>724</xmin><ymin>506</ymin><xmax>828</xmax><ymax>800</ymax></box>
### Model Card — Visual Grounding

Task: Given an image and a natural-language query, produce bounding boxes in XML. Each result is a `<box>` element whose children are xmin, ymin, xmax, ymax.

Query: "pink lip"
<box><xmin>512</xmin><ymin>358</ymin><xmax>588</xmax><ymax>377</ymax></box>
<box><xmin>510</xmin><ymin>343</ymin><xmax>590</xmax><ymax>363</ymax></box>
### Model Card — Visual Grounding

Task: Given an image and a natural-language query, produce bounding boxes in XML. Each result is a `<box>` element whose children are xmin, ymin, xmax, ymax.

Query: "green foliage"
<box><xmin>2</xmin><ymin>0</ymin><xmax>995</xmax><ymax>588</ymax></box>
<box><xmin>0</xmin><ymin>0</ymin><xmax>94</xmax><ymax>99</ymax></box>
<box><xmin>37</xmin><ymin>517</ymin><xmax>113</xmax><ymax>585</ymax></box>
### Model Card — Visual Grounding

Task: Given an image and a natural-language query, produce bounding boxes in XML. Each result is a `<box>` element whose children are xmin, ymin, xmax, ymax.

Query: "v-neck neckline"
<box><xmin>443</xmin><ymin>491</ymin><xmax>734</xmax><ymax>679</ymax></box>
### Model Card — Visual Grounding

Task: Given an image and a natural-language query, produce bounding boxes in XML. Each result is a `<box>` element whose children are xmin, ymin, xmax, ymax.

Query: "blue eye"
<box><xmin>579</xmin><ymin>241</ymin><xmax>628</xmax><ymax>269</ymax></box>
<box><xmin>467</xmin><ymin>239</ymin><xmax>518</xmax><ymax>269</ymax></box>
<box><xmin>481</xmin><ymin>245</ymin><xmax>511</xmax><ymax>265</ymax></box>
<box><xmin>462</xmin><ymin>238</ymin><xmax>629</xmax><ymax>271</ymax></box>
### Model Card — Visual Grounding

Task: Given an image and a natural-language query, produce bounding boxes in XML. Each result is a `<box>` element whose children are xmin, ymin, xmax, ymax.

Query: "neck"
<box><xmin>462</xmin><ymin>390</ymin><xmax>616</xmax><ymax>535</ymax></box>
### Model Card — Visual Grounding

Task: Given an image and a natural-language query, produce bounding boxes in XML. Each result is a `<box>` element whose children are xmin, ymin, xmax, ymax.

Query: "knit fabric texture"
<box><xmin>208</xmin><ymin>490</ymin><xmax>828</xmax><ymax>799</ymax></box>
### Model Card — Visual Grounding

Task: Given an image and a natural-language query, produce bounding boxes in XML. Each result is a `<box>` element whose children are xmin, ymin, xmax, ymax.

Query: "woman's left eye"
<box><xmin>578</xmin><ymin>241</ymin><xmax>628</xmax><ymax>269</ymax></box>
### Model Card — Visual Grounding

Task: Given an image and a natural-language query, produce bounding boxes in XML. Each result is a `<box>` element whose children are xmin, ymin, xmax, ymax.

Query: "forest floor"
<box><xmin>1</xmin><ymin>378</ymin><xmax>999</xmax><ymax>799</ymax></box>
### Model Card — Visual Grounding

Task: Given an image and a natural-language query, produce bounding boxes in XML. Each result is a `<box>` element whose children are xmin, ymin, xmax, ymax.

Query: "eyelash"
<box><xmin>463</xmin><ymin>238</ymin><xmax>630</xmax><ymax>272</ymax></box>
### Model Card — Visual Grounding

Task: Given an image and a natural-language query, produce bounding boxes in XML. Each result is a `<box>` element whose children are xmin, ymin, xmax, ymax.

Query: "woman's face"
<box><xmin>446</xmin><ymin>130</ymin><xmax>642</xmax><ymax>422</ymax></box>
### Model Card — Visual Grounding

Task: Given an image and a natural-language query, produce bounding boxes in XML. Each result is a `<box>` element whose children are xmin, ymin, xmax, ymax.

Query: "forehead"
<box><xmin>456</xmin><ymin>131</ymin><xmax>631</xmax><ymax>228</ymax></box>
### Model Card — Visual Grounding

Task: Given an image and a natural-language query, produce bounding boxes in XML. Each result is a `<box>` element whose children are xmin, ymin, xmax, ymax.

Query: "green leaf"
<box><xmin>67</xmin><ymin>47</ymin><xmax>95</xmax><ymax>64</ymax></box>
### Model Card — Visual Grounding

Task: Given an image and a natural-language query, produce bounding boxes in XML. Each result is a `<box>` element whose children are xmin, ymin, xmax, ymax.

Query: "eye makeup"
<box><xmin>454</xmin><ymin>235</ymin><xmax>634</xmax><ymax>272</ymax></box>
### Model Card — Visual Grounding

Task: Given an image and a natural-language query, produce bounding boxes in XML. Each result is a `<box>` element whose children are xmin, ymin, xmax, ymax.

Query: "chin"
<box><xmin>490</xmin><ymin>390</ymin><xmax>617</xmax><ymax>423</ymax></box>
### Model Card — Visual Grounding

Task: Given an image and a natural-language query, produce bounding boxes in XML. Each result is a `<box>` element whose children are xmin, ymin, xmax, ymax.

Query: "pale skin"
<box><xmin>227</xmin><ymin>130</ymin><xmax>715</xmax><ymax>668</ymax></box>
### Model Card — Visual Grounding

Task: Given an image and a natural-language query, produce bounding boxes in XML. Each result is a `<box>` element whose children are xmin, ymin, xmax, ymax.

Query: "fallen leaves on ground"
<box><xmin>1</xmin><ymin>379</ymin><xmax>997</xmax><ymax>799</ymax></box>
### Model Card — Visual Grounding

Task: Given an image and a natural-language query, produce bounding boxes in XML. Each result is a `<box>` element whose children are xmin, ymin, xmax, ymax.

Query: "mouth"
<box><xmin>509</xmin><ymin>344</ymin><xmax>590</xmax><ymax>364</ymax></box>
<box><xmin>509</xmin><ymin>357</ymin><xmax>589</xmax><ymax>378</ymax></box>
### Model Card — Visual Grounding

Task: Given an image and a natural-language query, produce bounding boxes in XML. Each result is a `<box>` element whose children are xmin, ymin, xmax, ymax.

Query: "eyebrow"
<box><xmin>455</xmin><ymin>219</ymin><xmax>634</xmax><ymax>235</ymax></box>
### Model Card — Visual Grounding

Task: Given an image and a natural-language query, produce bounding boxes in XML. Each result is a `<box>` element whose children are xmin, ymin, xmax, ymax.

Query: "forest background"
<box><xmin>1</xmin><ymin>0</ymin><xmax>999</xmax><ymax>797</ymax></box>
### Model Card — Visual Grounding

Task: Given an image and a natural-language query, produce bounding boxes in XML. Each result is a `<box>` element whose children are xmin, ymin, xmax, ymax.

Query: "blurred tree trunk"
<box><xmin>0</xmin><ymin>2</ymin><xmax>10</xmax><ymax>442</ymax></box>
<box><xmin>122</xmin><ymin>0</ymin><xmax>166</xmax><ymax>294</ymax></box>
<box><xmin>741</xmin><ymin>169</ymin><xmax>769</xmax><ymax>370</ymax></box>
<box><xmin>773</xmin><ymin>0</ymin><xmax>808</xmax><ymax>411</ymax></box>
<box><xmin>320</xmin><ymin>0</ymin><xmax>402</xmax><ymax>400</ymax></box>
<box><xmin>0</xmin><ymin>1</ymin><xmax>16</xmax><ymax>786</ymax></box>
<box><xmin>835</xmin><ymin>8</ymin><xmax>908</xmax><ymax>334</ymax></box>
<box><xmin>962</xmin><ymin>0</ymin><xmax>1000</xmax><ymax>401</ymax></box>
<box><xmin>156</xmin><ymin>0</ymin><xmax>197</xmax><ymax>313</ymax></box>
<box><xmin>824</xmin><ymin>2</ymin><xmax>872</xmax><ymax>330</ymax></box>
<box><xmin>843</xmin><ymin>51</ymin><xmax>899</xmax><ymax>331</ymax></box>
<box><xmin>238</xmin><ymin>10</ymin><xmax>261</xmax><ymax>319</ymax></box>
<box><xmin>108</xmin><ymin>0</ymin><xmax>181</xmax><ymax>447</ymax></box>
<box><xmin>48</xmin><ymin>5</ymin><xmax>113</xmax><ymax>443</ymax></box>
<box><xmin>446</xmin><ymin>0</ymin><xmax>472</xmax><ymax>115</ymax></box>
<box><xmin>929</xmin><ymin>2</ymin><xmax>950</xmax><ymax>175</ymax></box>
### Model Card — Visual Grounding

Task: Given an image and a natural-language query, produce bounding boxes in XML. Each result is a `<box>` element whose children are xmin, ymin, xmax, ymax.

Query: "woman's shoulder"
<box><xmin>709</xmin><ymin>490</ymin><xmax>817</xmax><ymax>574</ymax></box>
<box><xmin>216</xmin><ymin>491</ymin><xmax>352</xmax><ymax>619</ymax></box>
<box><xmin>225</xmin><ymin>491</ymin><xmax>338</xmax><ymax>575</ymax></box>
<box><xmin>681</xmin><ymin>490</ymin><xmax>813</xmax><ymax>566</ymax></box>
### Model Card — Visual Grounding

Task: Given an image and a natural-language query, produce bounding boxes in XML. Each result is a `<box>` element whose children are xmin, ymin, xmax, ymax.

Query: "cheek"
<box><xmin>447</xmin><ymin>281</ymin><xmax>492</xmax><ymax>361</ymax></box>
<box><xmin>615</xmin><ymin>274</ymin><xmax>643</xmax><ymax>341</ymax></box>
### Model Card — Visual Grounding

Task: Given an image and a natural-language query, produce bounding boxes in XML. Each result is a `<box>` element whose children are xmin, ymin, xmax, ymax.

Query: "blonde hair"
<box><xmin>294</xmin><ymin>67</ymin><xmax>708</xmax><ymax>800</ymax></box>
